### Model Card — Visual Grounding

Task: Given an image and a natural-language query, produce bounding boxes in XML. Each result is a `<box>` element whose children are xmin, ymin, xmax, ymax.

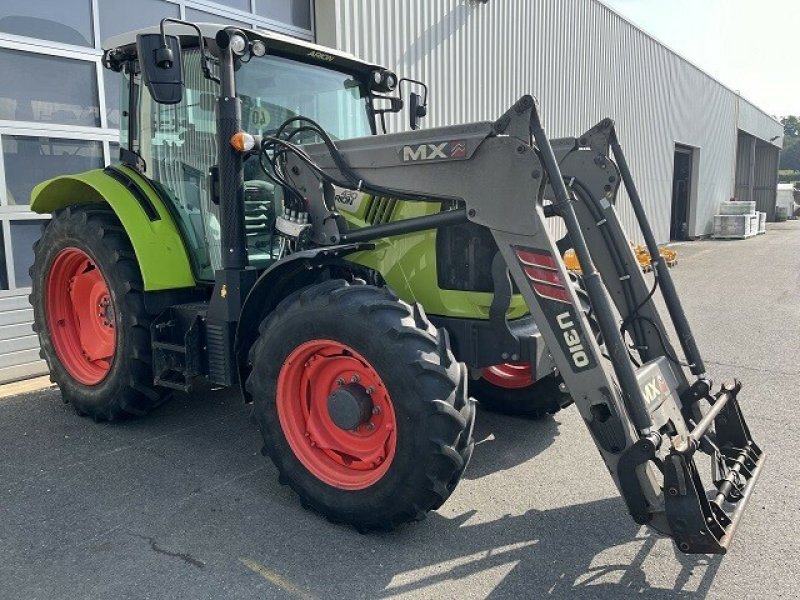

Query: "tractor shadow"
<box><xmin>360</xmin><ymin>504</ymin><xmax>723</xmax><ymax>599</ymax></box>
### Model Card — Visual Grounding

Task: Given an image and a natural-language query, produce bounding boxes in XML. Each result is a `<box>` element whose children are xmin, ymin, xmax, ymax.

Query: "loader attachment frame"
<box><xmin>284</xmin><ymin>95</ymin><xmax>764</xmax><ymax>553</ymax></box>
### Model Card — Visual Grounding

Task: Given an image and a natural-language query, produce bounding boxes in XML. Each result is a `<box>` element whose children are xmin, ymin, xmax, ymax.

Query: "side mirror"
<box><xmin>409</xmin><ymin>92</ymin><xmax>427</xmax><ymax>130</ymax></box>
<box><xmin>136</xmin><ymin>33</ymin><xmax>184</xmax><ymax>104</ymax></box>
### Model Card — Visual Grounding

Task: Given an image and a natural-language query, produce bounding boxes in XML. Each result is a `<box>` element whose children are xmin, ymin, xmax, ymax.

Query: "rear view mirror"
<box><xmin>136</xmin><ymin>33</ymin><xmax>184</xmax><ymax>104</ymax></box>
<box><xmin>409</xmin><ymin>92</ymin><xmax>427</xmax><ymax>130</ymax></box>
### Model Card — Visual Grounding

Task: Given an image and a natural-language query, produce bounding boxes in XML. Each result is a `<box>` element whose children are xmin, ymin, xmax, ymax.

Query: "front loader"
<box><xmin>29</xmin><ymin>21</ymin><xmax>762</xmax><ymax>552</ymax></box>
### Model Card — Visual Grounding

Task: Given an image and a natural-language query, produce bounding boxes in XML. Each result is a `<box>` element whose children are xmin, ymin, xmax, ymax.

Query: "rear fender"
<box><xmin>30</xmin><ymin>166</ymin><xmax>195</xmax><ymax>291</ymax></box>
<box><xmin>235</xmin><ymin>243</ymin><xmax>372</xmax><ymax>401</ymax></box>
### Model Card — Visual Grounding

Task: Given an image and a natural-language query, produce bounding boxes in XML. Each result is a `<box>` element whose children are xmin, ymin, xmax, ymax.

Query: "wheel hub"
<box><xmin>45</xmin><ymin>247</ymin><xmax>116</xmax><ymax>385</ymax></box>
<box><xmin>276</xmin><ymin>339</ymin><xmax>397</xmax><ymax>490</ymax></box>
<box><xmin>327</xmin><ymin>383</ymin><xmax>374</xmax><ymax>430</ymax></box>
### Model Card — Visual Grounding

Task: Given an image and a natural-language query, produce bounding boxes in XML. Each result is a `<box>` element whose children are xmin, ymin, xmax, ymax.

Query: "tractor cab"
<box><xmin>103</xmin><ymin>23</ymin><xmax>422</xmax><ymax>280</ymax></box>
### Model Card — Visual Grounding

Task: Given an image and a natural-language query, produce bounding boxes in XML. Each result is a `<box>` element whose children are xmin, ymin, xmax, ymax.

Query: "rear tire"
<box><xmin>471</xmin><ymin>370</ymin><xmax>567</xmax><ymax>419</ymax></box>
<box><xmin>31</xmin><ymin>204</ymin><xmax>170</xmax><ymax>420</ymax></box>
<box><xmin>246</xmin><ymin>280</ymin><xmax>475</xmax><ymax>531</ymax></box>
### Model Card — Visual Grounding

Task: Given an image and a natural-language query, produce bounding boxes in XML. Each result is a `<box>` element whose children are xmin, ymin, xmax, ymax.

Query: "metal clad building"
<box><xmin>315</xmin><ymin>0</ymin><xmax>783</xmax><ymax>242</ymax></box>
<box><xmin>0</xmin><ymin>0</ymin><xmax>313</xmax><ymax>383</ymax></box>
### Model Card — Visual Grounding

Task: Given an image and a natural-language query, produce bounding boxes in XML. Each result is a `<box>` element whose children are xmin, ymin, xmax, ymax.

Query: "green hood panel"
<box><xmin>30</xmin><ymin>167</ymin><xmax>195</xmax><ymax>291</ymax></box>
<box><xmin>340</xmin><ymin>195</ymin><xmax>528</xmax><ymax>320</ymax></box>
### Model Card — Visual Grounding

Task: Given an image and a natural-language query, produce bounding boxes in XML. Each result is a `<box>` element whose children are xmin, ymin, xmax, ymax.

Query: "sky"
<box><xmin>600</xmin><ymin>0</ymin><xmax>797</xmax><ymax>118</ymax></box>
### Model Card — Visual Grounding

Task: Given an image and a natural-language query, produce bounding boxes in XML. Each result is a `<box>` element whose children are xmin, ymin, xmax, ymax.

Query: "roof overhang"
<box><xmin>104</xmin><ymin>22</ymin><xmax>384</xmax><ymax>78</ymax></box>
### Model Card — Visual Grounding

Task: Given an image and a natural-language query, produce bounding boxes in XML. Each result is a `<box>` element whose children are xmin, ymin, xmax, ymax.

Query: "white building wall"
<box><xmin>315</xmin><ymin>0</ymin><xmax>783</xmax><ymax>243</ymax></box>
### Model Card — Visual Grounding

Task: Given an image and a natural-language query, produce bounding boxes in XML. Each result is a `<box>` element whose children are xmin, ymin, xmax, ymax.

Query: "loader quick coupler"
<box><xmin>619</xmin><ymin>378</ymin><xmax>765</xmax><ymax>554</ymax></box>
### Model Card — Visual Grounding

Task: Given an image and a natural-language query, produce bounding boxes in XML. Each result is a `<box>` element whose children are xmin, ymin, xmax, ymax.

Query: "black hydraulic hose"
<box><xmin>609</xmin><ymin>130</ymin><xmax>706</xmax><ymax>375</ymax></box>
<box><xmin>530</xmin><ymin>109</ymin><xmax>653</xmax><ymax>433</ymax></box>
<box><xmin>270</xmin><ymin>116</ymin><xmax>438</xmax><ymax>203</ymax></box>
<box><xmin>570</xmin><ymin>179</ymin><xmax>648</xmax><ymax>357</ymax></box>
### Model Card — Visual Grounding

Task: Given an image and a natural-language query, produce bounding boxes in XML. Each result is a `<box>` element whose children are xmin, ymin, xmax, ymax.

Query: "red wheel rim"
<box><xmin>276</xmin><ymin>339</ymin><xmax>397</xmax><ymax>490</ymax></box>
<box><xmin>482</xmin><ymin>362</ymin><xmax>534</xmax><ymax>389</ymax></box>
<box><xmin>45</xmin><ymin>247</ymin><xmax>116</xmax><ymax>385</ymax></box>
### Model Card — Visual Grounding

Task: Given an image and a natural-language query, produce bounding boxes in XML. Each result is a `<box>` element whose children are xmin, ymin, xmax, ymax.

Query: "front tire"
<box><xmin>31</xmin><ymin>204</ymin><xmax>170</xmax><ymax>420</ymax></box>
<box><xmin>246</xmin><ymin>280</ymin><xmax>475</xmax><ymax>531</ymax></box>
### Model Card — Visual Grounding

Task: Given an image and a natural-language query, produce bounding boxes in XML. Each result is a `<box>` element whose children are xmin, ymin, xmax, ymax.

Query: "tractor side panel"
<box><xmin>339</xmin><ymin>195</ymin><xmax>528</xmax><ymax>320</ymax></box>
<box><xmin>30</xmin><ymin>168</ymin><xmax>195</xmax><ymax>291</ymax></box>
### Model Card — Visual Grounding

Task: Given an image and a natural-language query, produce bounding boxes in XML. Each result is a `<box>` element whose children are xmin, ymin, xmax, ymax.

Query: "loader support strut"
<box><xmin>609</xmin><ymin>131</ymin><xmax>706</xmax><ymax>376</ymax></box>
<box><xmin>530</xmin><ymin>107</ymin><xmax>652</xmax><ymax>433</ymax></box>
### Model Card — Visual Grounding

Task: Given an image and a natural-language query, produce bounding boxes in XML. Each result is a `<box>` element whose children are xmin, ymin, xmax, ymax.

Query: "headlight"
<box><xmin>251</xmin><ymin>39</ymin><xmax>267</xmax><ymax>57</ymax></box>
<box><xmin>229</xmin><ymin>33</ymin><xmax>248</xmax><ymax>56</ymax></box>
<box><xmin>370</xmin><ymin>69</ymin><xmax>398</xmax><ymax>93</ymax></box>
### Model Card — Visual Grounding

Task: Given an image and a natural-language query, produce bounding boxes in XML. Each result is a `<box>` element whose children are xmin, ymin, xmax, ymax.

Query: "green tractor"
<box><xmin>30</xmin><ymin>21</ymin><xmax>764</xmax><ymax>552</ymax></box>
<box><xmin>29</xmin><ymin>21</ymin><xmax>555</xmax><ymax>530</ymax></box>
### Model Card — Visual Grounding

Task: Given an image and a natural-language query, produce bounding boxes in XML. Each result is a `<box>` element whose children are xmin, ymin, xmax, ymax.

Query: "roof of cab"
<box><xmin>104</xmin><ymin>22</ymin><xmax>383</xmax><ymax>76</ymax></box>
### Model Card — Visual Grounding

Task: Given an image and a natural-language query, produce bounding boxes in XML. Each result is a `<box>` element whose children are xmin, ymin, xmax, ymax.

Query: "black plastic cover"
<box><xmin>136</xmin><ymin>34</ymin><xmax>184</xmax><ymax>105</ymax></box>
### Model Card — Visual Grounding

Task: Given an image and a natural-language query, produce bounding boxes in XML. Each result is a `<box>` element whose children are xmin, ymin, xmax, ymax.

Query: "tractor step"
<box><xmin>151</xmin><ymin>302</ymin><xmax>209</xmax><ymax>392</ymax></box>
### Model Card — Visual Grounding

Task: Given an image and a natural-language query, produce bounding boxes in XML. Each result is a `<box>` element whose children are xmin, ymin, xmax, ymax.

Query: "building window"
<box><xmin>97</xmin><ymin>0</ymin><xmax>180</xmax><ymax>46</ymax></box>
<box><xmin>0</xmin><ymin>226</ymin><xmax>8</xmax><ymax>290</ymax></box>
<box><xmin>2</xmin><ymin>136</ymin><xmax>104</xmax><ymax>206</ymax></box>
<box><xmin>206</xmin><ymin>0</ymin><xmax>252</xmax><ymax>12</ymax></box>
<box><xmin>255</xmin><ymin>0</ymin><xmax>312</xmax><ymax>30</ymax></box>
<box><xmin>104</xmin><ymin>71</ymin><xmax>123</xmax><ymax>129</ymax></box>
<box><xmin>0</xmin><ymin>0</ymin><xmax>93</xmax><ymax>47</ymax></box>
<box><xmin>9</xmin><ymin>220</ymin><xmax>47</xmax><ymax>288</ymax></box>
<box><xmin>184</xmin><ymin>7</ymin><xmax>252</xmax><ymax>29</ymax></box>
<box><xmin>0</xmin><ymin>49</ymin><xmax>100</xmax><ymax>126</ymax></box>
<box><xmin>109</xmin><ymin>141</ymin><xmax>121</xmax><ymax>165</ymax></box>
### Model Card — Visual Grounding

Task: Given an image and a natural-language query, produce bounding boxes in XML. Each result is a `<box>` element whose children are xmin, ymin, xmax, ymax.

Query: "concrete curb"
<box><xmin>0</xmin><ymin>375</ymin><xmax>55</xmax><ymax>400</ymax></box>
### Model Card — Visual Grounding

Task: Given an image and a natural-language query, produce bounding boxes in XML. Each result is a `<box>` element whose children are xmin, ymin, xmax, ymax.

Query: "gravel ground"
<box><xmin>1</xmin><ymin>222</ymin><xmax>798</xmax><ymax>599</ymax></box>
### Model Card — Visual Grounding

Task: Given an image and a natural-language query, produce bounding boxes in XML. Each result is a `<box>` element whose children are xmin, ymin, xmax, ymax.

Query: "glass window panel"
<box><xmin>0</xmin><ymin>226</ymin><xmax>8</xmax><ymax>290</ymax></box>
<box><xmin>254</xmin><ymin>0</ymin><xmax>311</xmax><ymax>30</ymax></box>
<box><xmin>185</xmin><ymin>8</ymin><xmax>251</xmax><ymax>29</ymax></box>
<box><xmin>104</xmin><ymin>70</ymin><xmax>122</xmax><ymax>129</ymax></box>
<box><xmin>10</xmin><ymin>220</ymin><xmax>47</xmax><ymax>288</ymax></box>
<box><xmin>98</xmin><ymin>0</ymin><xmax>179</xmax><ymax>47</ymax></box>
<box><xmin>109</xmin><ymin>142</ymin><xmax>121</xmax><ymax>165</ymax></box>
<box><xmin>202</xmin><ymin>0</ymin><xmax>251</xmax><ymax>12</ymax></box>
<box><xmin>0</xmin><ymin>49</ymin><xmax>100</xmax><ymax>126</ymax></box>
<box><xmin>2</xmin><ymin>136</ymin><xmax>104</xmax><ymax>206</ymax></box>
<box><xmin>0</xmin><ymin>0</ymin><xmax>93</xmax><ymax>47</ymax></box>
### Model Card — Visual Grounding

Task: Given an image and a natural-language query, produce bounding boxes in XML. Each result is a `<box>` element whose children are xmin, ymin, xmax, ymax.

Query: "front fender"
<box><xmin>30</xmin><ymin>166</ymin><xmax>195</xmax><ymax>291</ymax></box>
<box><xmin>235</xmin><ymin>243</ymin><xmax>373</xmax><ymax>400</ymax></box>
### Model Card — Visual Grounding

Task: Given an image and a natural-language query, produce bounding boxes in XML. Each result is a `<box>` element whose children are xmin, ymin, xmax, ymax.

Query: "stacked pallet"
<box><xmin>563</xmin><ymin>243</ymin><xmax>677</xmax><ymax>274</ymax></box>
<box><xmin>712</xmin><ymin>201</ymin><xmax>765</xmax><ymax>239</ymax></box>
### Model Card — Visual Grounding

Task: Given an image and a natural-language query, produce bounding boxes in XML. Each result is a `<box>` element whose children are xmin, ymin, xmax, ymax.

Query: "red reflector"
<box><xmin>533</xmin><ymin>282</ymin><xmax>572</xmax><ymax>303</ymax></box>
<box><xmin>523</xmin><ymin>265</ymin><xmax>562</xmax><ymax>286</ymax></box>
<box><xmin>516</xmin><ymin>248</ymin><xmax>558</xmax><ymax>270</ymax></box>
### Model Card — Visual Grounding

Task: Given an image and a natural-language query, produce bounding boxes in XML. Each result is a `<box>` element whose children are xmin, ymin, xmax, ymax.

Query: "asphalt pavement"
<box><xmin>2</xmin><ymin>222</ymin><xmax>799</xmax><ymax>599</ymax></box>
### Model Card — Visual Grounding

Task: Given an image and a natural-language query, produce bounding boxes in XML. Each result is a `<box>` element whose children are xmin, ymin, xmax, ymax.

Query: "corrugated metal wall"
<box><xmin>316</xmin><ymin>0</ymin><xmax>783</xmax><ymax>242</ymax></box>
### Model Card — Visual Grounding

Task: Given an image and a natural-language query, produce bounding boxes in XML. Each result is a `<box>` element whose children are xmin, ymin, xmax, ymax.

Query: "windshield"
<box><xmin>237</xmin><ymin>54</ymin><xmax>372</xmax><ymax>140</ymax></box>
<box><xmin>129</xmin><ymin>49</ymin><xmax>372</xmax><ymax>280</ymax></box>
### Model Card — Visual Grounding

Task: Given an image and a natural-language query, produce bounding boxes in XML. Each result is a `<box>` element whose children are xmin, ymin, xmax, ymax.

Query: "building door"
<box><xmin>670</xmin><ymin>145</ymin><xmax>694</xmax><ymax>240</ymax></box>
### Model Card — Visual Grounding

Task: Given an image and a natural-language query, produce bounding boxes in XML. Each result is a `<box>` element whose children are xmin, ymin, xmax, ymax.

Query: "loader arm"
<box><xmin>283</xmin><ymin>95</ymin><xmax>764</xmax><ymax>553</ymax></box>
